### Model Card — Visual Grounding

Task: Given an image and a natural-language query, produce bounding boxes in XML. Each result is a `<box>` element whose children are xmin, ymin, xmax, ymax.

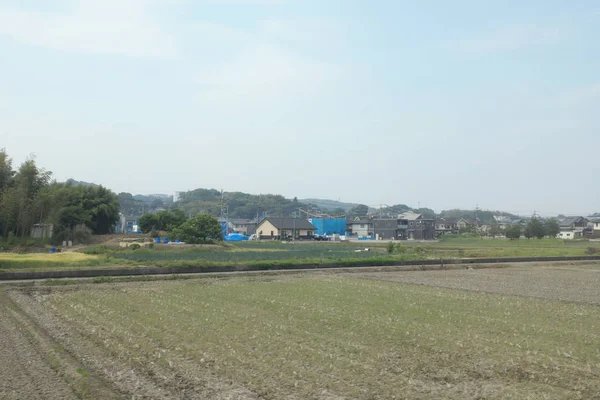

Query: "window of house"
<box><xmin>410</xmin><ymin>222</ymin><xmax>413</xmax><ymax>226</ymax></box>
<box><xmin>361</xmin><ymin>224</ymin><xmax>365</xmax><ymax>228</ymax></box>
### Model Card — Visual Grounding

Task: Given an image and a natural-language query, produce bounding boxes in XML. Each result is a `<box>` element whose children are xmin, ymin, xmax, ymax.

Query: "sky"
<box><xmin>1</xmin><ymin>0</ymin><xmax>599</xmax><ymax>216</ymax></box>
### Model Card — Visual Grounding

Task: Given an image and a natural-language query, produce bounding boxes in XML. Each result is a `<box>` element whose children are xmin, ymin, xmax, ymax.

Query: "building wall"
<box><xmin>558</xmin><ymin>230</ymin><xmax>577</xmax><ymax>239</ymax></box>
<box><xmin>256</xmin><ymin>220</ymin><xmax>278</xmax><ymax>238</ymax></box>
<box><xmin>373</xmin><ymin>219</ymin><xmax>401</xmax><ymax>240</ymax></box>
<box><xmin>349</xmin><ymin>223</ymin><xmax>371</xmax><ymax>237</ymax></box>
<box><xmin>256</xmin><ymin>220</ymin><xmax>314</xmax><ymax>239</ymax></box>
<box><xmin>593</xmin><ymin>222</ymin><xmax>600</xmax><ymax>231</ymax></box>
<box><xmin>31</xmin><ymin>224</ymin><xmax>54</xmax><ymax>239</ymax></box>
<box><xmin>406</xmin><ymin>219</ymin><xmax>435</xmax><ymax>240</ymax></box>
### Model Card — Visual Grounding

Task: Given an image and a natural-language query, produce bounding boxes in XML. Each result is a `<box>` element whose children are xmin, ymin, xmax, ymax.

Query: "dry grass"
<box><xmin>0</xmin><ymin>252</ymin><xmax>106</xmax><ymax>272</ymax></box>
<box><xmin>9</xmin><ymin>272</ymin><xmax>600</xmax><ymax>399</ymax></box>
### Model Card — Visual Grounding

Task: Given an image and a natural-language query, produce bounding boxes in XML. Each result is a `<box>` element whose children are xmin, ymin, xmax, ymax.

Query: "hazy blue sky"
<box><xmin>1</xmin><ymin>0</ymin><xmax>599</xmax><ymax>215</ymax></box>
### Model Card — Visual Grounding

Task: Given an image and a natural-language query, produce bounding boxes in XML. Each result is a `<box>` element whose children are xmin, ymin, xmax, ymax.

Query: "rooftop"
<box><xmin>261</xmin><ymin>218</ymin><xmax>316</xmax><ymax>230</ymax></box>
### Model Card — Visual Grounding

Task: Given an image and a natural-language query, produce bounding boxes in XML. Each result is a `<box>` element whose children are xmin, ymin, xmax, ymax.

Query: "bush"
<box><xmin>73</xmin><ymin>225</ymin><xmax>92</xmax><ymax>244</ymax></box>
<box><xmin>395</xmin><ymin>243</ymin><xmax>407</xmax><ymax>253</ymax></box>
<box><xmin>81</xmin><ymin>245</ymin><xmax>109</xmax><ymax>255</ymax></box>
<box><xmin>387</xmin><ymin>241</ymin><xmax>395</xmax><ymax>254</ymax></box>
<box><xmin>130</xmin><ymin>243</ymin><xmax>141</xmax><ymax>250</ymax></box>
<box><xmin>585</xmin><ymin>247</ymin><xmax>598</xmax><ymax>255</ymax></box>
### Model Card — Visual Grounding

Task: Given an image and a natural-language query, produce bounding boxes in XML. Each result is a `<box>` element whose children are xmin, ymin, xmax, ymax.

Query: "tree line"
<box><xmin>0</xmin><ymin>149</ymin><xmax>120</xmax><ymax>244</ymax></box>
<box><xmin>138</xmin><ymin>209</ymin><xmax>222</xmax><ymax>243</ymax></box>
<box><xmin>501</xmin><ymin>218</ymin><xmax>560</xmax><ymax>240</ymax></box>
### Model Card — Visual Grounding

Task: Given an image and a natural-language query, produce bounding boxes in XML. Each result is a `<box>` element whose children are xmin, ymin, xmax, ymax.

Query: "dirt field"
<box><xmin>1</xmin><ymin>263</ymin><xmax>600</xmax><ymax>399</ymax></box>
<box><xmin>348</xmin><ymin>261</ymin><xmax>600</xmax><ymax>304</ymax></box>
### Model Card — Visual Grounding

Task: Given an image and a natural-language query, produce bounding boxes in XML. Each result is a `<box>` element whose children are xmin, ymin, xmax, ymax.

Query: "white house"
<box><xmin>557</xmin><ymin>216</ymin><xmax>590</xmax><ymax>239</ymax></box>
<box><xmin>346</xmin><ymin>218</ymin><xmax>372</xmax><ymax>238</ymax></box>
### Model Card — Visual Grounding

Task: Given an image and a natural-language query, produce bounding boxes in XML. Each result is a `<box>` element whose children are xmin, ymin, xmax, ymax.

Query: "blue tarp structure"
<box><xmin>309</xmin><ymin>218</ymin><xmax>347</xmax><ymax>236</ymax></box>
<box><xmin>220</xmin><ymin>221</ymin><xmax>228</xmax><ymax>238</ymax></box>
<box><xmin>224</xmin><ymin>233</ymin><xmax>249</xmax><ymax>242</ymax></box>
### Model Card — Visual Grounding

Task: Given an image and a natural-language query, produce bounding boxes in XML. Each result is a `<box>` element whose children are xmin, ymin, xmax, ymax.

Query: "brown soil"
<box><xmin>4</xmin><ymin>287</ymin><xmax>257</xmax><ymax>399</ymax></box>
<box><xmin>0</xmin><ymin>297</ymin><xmax>76</xmax><ymax>399</ymax></box>
<box><xmin>347</xmin><ymin>261</ymin><xmax>600</xmax><ymax>304</ymax></box>
<box><xmin>0</xmin><ymin>289</ymin><xmax>124</xmax><ymax>399</ymax></box>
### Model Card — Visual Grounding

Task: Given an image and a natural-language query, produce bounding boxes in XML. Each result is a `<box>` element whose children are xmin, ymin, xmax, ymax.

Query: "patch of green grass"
<box><xmin>2</xmin><ymin>238</ymin><xmax>599</xmax><ymax>273</ymax></box>
<box><xmin>43</xmin><ymin>276</ymin><xmax>600</xmax><ymax>399</ymax></box>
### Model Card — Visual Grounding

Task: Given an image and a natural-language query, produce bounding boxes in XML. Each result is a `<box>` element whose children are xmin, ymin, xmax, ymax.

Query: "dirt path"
<box><xmin>0</xmin><ymin>291</ymin><xmax>76</xmax><ymax>400</ymax></box>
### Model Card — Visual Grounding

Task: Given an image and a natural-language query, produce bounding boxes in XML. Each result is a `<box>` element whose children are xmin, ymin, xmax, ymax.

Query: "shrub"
<box><xmin>387</xmin><ymin>241</ymin><xmax>395</xmax><ymax>254</ymax></box>
<box><xmin>395</xmin><ymin>243</ymin><xmax>407</xmax><ymax>253</ymax></box>
<box><xmin>81</xmin><ymin>245</ymin><xmax>109</xmax><ymax>255</ymax></box>
<box><xmin>73</xmin><ymin>225</ymin><xmax>92</xmax><ymax>244</ymax></box>
<box><xmin>585</xmin><ymin>247</ymin><xmax>598</xmax><ymax>255</ymax></box>
<box><xmin>130</xmin><ymin>243</ymin><xmax>141</xmax><ymax>250</ymax></box>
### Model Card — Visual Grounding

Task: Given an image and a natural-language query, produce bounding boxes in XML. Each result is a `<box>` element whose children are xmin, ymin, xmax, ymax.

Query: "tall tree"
<box><xmin>505</xmin><ymin>224</ymin><xmax>522</xmax><ymax>240</ymax></box>
<box><xmin>0</xmin><ymin>148</ymin><xmax>14</xmax><ymax>197</ymax></box>
<box><xmin>172</xmin><ymin>214</ymin><xmax>223</xmax><ymax>243</ymax></box>
<box><xmin>348</xmin><ymin>204</ymin><xmax>369</xmax><ymax>218</ymax></box>
<box><xmin>544</xmin><ymin>218</ymin><xmax>560</xmax><ymax>238</ymax></box>
<box><xmin>524</xmin><ymin>218</ymin><xmax>546</xmax><ymax>239</ymax></box>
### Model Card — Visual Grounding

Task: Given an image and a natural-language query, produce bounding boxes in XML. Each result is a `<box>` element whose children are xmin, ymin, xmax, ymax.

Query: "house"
<box><xmin>346</xmin><ymin>218</ymin><xmax>373</xmax><ymax>238</ymax></box>
<box><xmin>557</xmin><ymin>216</ymin><xmax>590</xmax><ymax>239</ymax></box>
<box><xmin>588</xmin><ymin>218</ymin><xmax>600</xmax><ymax>238</ymax></box>
<box><xmin>435</xmin><ymin>219</ymin><xmax>458</xmax><ymax>236</ymax></box>
<box><xmin>116</xmin><ymin>214</ymin><xmax>140</xmax><ymax>234</ymax></box>
<box><xmin>229</xmin><ymin>219</ymin><xmax>258</xmax><ymax>235</ymax></box>
<box><xmin>373</xmin><ymin>219</ymin><xmax>404</xmax><ymax>240</ymax></box>
<box><xmin>31</xmin><ymin>223</ymin><xmax>54</xmax><ymax>239</ymax></box>
<box><xmin>373</xmin><ymin>213</ymin><xmax>435</xmax><ymax>241</ymax></box>
<box><xmin>398</xmin><ymin>212</ymin><xmax>435</xmax><ymax>240</ymax></box>
<box><xmin>255</xmin><ymin>218</ymin><xmax>316</xmax><ymax>240</ymax></box>
<box><xmin>455</xmin><ymin>218</ymin><xmax>472</xmax><ymax>230</ymax></box>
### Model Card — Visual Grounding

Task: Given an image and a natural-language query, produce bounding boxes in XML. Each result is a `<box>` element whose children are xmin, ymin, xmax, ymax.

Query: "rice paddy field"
<box><xmin>2</xmin><ymin>262</ymin><xmax>600</xmax><ymax>399</ymax></box>
<box><xmin>1</xmin><ymin>238</ymin><xmax>599</xmax><ymax>273</ymax></box>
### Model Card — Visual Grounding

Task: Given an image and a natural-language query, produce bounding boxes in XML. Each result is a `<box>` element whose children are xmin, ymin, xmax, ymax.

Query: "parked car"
<box><xmin>313</xmin><ymin>234</ymin><xmax>329</xmax><ymax>241</ymax></box>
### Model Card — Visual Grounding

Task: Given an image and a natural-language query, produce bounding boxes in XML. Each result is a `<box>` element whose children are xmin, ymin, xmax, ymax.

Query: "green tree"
<box><xmin>505</xmin><ymin>224</ymin><xmax>522</xmax><ymax>240</ymax></box>
<box><xmin>348</xmin><ymin>204</ymin><xmax>369</xmax><ymax>218</ymax></box>
<box><xmin>488</xmin><ymin>223</ymin><xmax>503</xmax><ymax>238</ymax></box>
<box><xmin>0</xmin><ymin>149</ymin><xmax>14</xmax><ymax>197</ymax></box>
<box><xmin>459</xmin><ymin>224</ymin><xmax>477</xmax><ymax>235</ymax></box>
<box><xmin>138</xmin><ymin>213</ymin><xmax>160</xmax><ymax>233</ymax></box>
<box><xmin>138</xmin><ymin>209</ymin><xmax>188</xmax><ymax>233</ymax></box>
<box><xmin>544</xmin><ymin>218</ymin><xmax>560</xmax><ymax>238</ymax></box>
<box><xmin>158</xmin><ymin>209</ymin><xmax>187</xmax><ymax>230</ymax></box>
<box><xmin>0</xmin><ymin>156</ymin><xmax>51</xmax><ymax>237</ymax></box>
<box><xmin>524</xmin><ymin>218</ymin><xmax>545</xmax><ymax>239</ymax></box>
<box><xmin>172</xmin><ymin>214</ymin><xmax>223</xmax><ymax>243</ymax></box>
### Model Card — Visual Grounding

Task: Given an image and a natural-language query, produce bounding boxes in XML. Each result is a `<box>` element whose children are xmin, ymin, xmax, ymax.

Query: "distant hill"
<box><xmin>299</xmin><ymin>199</ymin><xmax>360</xmax><ymax>212</ymax></box>
<box><xmin>176</xmin><ymin>189</ymin><xmax>310</xmax><ymax>219</ymax></box>
<box><xmin>133</xmin><ymin>194</ymin><xmax>172</xmax><ymax>203</ymax></box>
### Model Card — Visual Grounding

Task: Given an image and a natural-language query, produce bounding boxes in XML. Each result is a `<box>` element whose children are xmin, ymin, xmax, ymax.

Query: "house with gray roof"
<box><xmin>557</xmin><ymin>216</ymin><xmax>590</xmax><ymax>239</ymax></box>
<box><xmin>255</xmin><ymin>218</ymin><xmax>316</xmax><ymax>240</ymax></box>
